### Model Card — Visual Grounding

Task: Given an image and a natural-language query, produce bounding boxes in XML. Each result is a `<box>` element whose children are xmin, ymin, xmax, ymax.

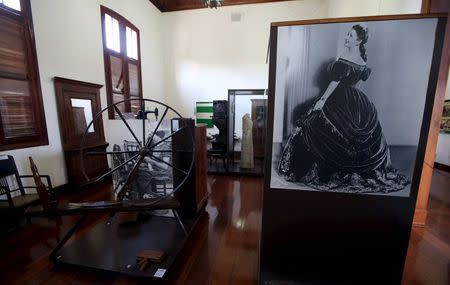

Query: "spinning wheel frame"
<box><xmin>79</xmin><ymin>98</ymin><xmax>195</xmax><ymax>202</ymax></box>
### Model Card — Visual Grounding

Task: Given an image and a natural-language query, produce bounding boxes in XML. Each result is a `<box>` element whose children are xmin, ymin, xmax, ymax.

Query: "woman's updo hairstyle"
<box><xmin>352</xmin><ymin>24</ymin><xmax>368</xmax><ymax>62</ymax></box>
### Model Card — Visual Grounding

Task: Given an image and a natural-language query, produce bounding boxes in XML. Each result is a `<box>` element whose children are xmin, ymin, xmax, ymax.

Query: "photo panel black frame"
<box><xmin>260</xmin><ymin>14</ymin><xmax>447</xmax><ymax>285</ymax></box>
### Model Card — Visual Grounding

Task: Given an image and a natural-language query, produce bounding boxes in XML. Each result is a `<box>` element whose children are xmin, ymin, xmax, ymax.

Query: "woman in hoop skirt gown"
<box><xmin>277</xmin><ymin>24</ymin><xmax>409</xmax><ymax>194</ymax></box>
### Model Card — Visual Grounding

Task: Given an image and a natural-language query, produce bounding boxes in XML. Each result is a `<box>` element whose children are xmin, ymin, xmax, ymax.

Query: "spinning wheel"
<box><xmin>25</xmin><ymin>99</ymin><xmax>201</xmax><ymax>277</ymax></box>
<box><xmin>79</xmin><ymin>98</ymin><xmax>195</xmax><ymax>202</ymax></box>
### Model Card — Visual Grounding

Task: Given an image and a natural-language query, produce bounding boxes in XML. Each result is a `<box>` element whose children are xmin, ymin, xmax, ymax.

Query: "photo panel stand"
<box><xmin>260</xmin><ymin>14</ymin><xmax>447</xmax><ymax>285</ymax></box>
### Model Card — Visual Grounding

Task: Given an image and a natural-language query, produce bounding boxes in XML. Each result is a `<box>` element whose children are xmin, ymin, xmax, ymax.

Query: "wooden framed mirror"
<box><xmin>54</xmin><ymin>77</ymin><xmax>108</xmax><ymax>186</ymax></box>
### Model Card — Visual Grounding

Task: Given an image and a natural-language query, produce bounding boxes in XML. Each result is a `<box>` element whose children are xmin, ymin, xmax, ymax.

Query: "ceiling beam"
<box><xmin>149</xmin><ymin>0</ymin><xmax>295</xmax><ymax>13</ymax></box>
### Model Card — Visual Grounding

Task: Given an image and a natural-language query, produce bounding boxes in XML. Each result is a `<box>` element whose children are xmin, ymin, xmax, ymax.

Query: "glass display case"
<box><xmin>228</xmin><ymin>89</ymin><xmax>267</xmax><ymax>175</ymax></box>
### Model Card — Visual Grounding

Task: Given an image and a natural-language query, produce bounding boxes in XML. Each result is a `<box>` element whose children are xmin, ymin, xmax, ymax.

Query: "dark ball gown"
<box><xmin>277</xmin><ymin>58</ymin><xmax>409</xmax><ymax>193</ymax></box>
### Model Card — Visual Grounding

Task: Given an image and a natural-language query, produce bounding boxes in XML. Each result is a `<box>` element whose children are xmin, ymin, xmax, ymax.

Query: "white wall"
<box><xmin>327</xmin><ymin>0</ymin><xmax>422</xmax><ymax>17</ymax></box>
<box><xmin>0</xmin><ymin>0</ymin><xmax>163</xmax><ymax>186</ymax></box>
<box><xmin>161</xmin><ymin>0</ymin><xmax>330</xmax><ymax>118</ymax></box>
<box><xmin>436</xmin><ymin>134</ymin><xmax>450</xmax><ymax>166</ymax></box>
<box><xmin>436</xmin><ymin>72</ymin><xmax>450</xmax><ymax>166</ymax></box>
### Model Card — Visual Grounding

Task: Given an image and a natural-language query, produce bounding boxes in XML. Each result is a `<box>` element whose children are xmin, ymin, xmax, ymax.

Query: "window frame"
<box><xmin>0</xmin><ymin>0</ymin><xmax>48</xmax><ymax>151</ymax></box>
<box><xmin>100</xmin><ymin>6</ymin><xmax>143</xmax><ymax>120</ymax></box>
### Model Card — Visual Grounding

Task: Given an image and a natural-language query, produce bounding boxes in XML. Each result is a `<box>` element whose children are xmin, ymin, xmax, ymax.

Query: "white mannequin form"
<box><xmin>240</xmin><ymin>113</ymin><xmax>254</xmax><ymax>169</ymax></box>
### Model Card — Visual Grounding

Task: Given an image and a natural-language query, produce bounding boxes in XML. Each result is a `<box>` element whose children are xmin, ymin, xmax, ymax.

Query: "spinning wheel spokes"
<box><xmin>149</xmin><ymin>154</ymin><xmax>188</xmax><ymax>175</ymax></box>
<box><xmin>86</xmin><ymin>150</ymin><xmax>139</xmax><ymax>156</ymax></box>
<box><xmin>113</xmin><ymin>105</ymin><xmax>142</xmax><ymax>147</ymax></box>
<box><xmin>116</xmin><ymin>153</ymin><xmax>146</xmax><ymax>201</ymax></box>
<box><xmin>148</xmin><ymin>127</ymin><xmax>186</xmax><ymax>149</ymax></box>
<box><xmin>92</xmin><ymin>152</ymin><xmax>140</xmax><ymax>183</ymax></box>
<box><xmin>145</xmin><ymin>106</ymin><xmax>168</xmax><ymax>147</ymax></box>
<box><xmin>80</xmin><ymin>98</ymin><xmax>195</xmax><ymax>202</ymax></box>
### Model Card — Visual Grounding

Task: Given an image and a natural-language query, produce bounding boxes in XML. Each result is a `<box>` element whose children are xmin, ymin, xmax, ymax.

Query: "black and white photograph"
<box><xmin>270</xmin><ymin>18</ymin><xmax>439</xmax><ymax>197</ymax></box>
<box><xmin>441</xmin><ymin>100</ymin><xmax>450</xmax><ymax>133</ymax></box>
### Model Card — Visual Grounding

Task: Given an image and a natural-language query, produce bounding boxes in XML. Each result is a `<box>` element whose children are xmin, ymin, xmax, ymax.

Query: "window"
<box><xmin>0</xmin><ymin>0</ymin><xmax>48</xmax><ymax>151</ymax></box>
<box><xmin>0</xmin><ymin>0</ymin><xmax>21</xmax><ymax>11</ymax></box>
<box><xmin>100</xmin><ymin>6</ymin><xmax>143</xmax><ymax>119</ymax></box>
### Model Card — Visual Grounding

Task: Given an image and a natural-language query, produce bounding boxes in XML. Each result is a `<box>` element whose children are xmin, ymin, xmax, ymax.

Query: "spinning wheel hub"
<box><xmin>139</xmin><ymin>147</ymin><xmax>150</xmax><ymax>156</ymax></box>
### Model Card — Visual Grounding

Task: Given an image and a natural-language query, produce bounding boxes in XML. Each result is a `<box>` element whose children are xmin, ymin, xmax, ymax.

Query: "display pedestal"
<box><xmin>55</xmin><ymin>214</ymin><xmax>201</xmax><ymax>279</ymax></box>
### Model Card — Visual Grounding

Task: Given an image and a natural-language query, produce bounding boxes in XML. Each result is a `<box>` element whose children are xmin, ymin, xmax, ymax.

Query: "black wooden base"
<box><xmin>54</xmin><ymin>214</ymin><xmax>197</xmax><ymax>279</ymax></box>
<box><xmin>435</xmin><ymin>162</ymin><xmax>450</xmax><ymax>173</ymax></box>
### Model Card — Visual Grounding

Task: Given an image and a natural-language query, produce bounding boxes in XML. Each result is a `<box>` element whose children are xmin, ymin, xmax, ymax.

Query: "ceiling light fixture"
<box><xmin>204</xmin><ymin>0</ymin><xmax>224</xmax><ymax>9</ymax></box>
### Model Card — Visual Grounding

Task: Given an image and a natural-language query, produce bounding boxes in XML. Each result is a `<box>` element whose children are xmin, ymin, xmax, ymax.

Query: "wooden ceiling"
<box><xmin>149</xmin><ymin>0</ymin><xmax>293</xmax><ymax>12</ymax></box>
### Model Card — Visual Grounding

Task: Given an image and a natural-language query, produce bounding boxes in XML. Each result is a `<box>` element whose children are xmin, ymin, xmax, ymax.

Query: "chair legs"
<box><xmin>222</xmin><ymin>156</ymin><xmax>227</xmax><ymax>171</ymax></box>
<box><xmin>208</xmin><ymin>153</ymin><xmax>228</xmax><ymax>171</ymax></box>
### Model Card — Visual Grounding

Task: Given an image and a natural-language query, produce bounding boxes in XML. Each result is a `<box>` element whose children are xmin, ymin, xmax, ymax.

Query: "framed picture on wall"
<box><xmin>266</xmin><ymin>15</ymin><xmax>446</xmax><ymax>197</ymax></box>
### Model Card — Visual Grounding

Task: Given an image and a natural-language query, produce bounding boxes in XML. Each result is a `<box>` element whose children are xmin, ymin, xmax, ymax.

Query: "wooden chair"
<box><xmin>111</xmin><ymin>144</ymin><xmax>129</xmax><ymax>187</ymax></box>
<box><xmin>0</xmin><ymin>155</ymin><xmax>54</xmax><ymax>228</ymax></box>
<box><xmin>207</xmin><ymin>140</ymin><xmax>228</xmax><ymax>170</ymax></box>
<box><xmin>29</xmin><ymin>157</ymin><xmax>57</xmax><ymax>209</ymax></box>
<box><xmin>123</xmin><ymin>139</ymin><xmax>172</xmax><ymax>197</ymax></box>
<box><xmin>149</xmin><ymin>138</ymin><xmax>172</xmax><ymax>196</ymax></box>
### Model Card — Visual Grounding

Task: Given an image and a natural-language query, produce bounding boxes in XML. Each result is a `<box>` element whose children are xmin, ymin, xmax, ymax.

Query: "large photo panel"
<box><xmin>270</xmin><ymin>18</ymin><xmax>439</xmax><ymax>197</ymax></box>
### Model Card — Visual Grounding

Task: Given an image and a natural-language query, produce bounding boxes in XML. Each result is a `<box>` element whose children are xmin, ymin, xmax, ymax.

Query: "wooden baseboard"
<box><xmin>413</xmin><ymin>208</ymin><xmax>427</xmax><ymax>227</ymax></box>
<box><xmin>434</xmin><ymin>162</ymin><xmax>450</xmax><ymax>173</ymax></box>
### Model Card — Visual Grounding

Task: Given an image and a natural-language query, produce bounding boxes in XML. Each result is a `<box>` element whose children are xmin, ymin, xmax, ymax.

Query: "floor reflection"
<box><xmin>402</xmin><ymin>169</ymin><xmax>450</xmax><ymax>285</ymax></box>
<box><xmin>184</xmin><ymin>175</ymin><xmax>263</xmax><ymax>285</ymax></box>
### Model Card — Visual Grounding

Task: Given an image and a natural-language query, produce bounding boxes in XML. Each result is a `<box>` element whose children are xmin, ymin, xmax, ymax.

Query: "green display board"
<box><xmin>196</xmin><ymin>102</ymin><xmax>213</xmax><ymax>128</ymax></box>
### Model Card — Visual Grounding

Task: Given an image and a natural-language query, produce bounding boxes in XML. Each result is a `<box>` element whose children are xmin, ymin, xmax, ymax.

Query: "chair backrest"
<box><xmin>0</xmin><ymin>181</ymin><xmax>13</xmax><ymax>206</ymax></box>
<box><xmin>212</xmin><ymin>100</ymin><xmax>228</xmax><ymax>145</ymax></box>
<box><xmin>112</xmin><ymin>144</ymin><xmax>125</xmax><ymax>166</ymax></box>
<box><xmin>0</xmin><ymin>155</ymin><xmax>25</xmax><ymax>196</ymax></box>
<box><xmin>0</xmin><ymin>155</ymin><xmax>18</xmax><ymax>177</ymax></box>
<box><xmin>29</xmin><ymin>157</ymin><xmax>50</xmax><ymax>210</ymax></box>
<box><xmin>123</xmin><ymin>140</ymin><xmax>140</xmax><ymax>160</ymax></box>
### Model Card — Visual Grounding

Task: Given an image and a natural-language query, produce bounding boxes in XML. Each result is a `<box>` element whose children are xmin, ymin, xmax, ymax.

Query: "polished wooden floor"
<box><xmin>0</xmin><ymin>172</ymin><xmax>449</xmax><ymax>285</ymax></box>
<box><xmin>403</xmin><ymin>169</ymin><xmax>450</xmax><ymax>285</ymax></box>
